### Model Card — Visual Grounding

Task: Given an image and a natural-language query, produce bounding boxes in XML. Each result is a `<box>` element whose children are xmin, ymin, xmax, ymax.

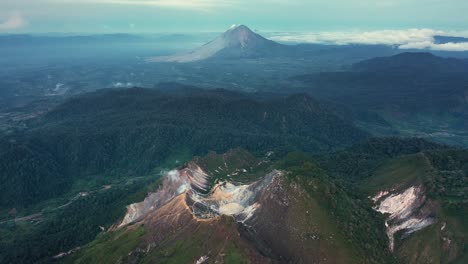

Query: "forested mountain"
<box><xmin>293</xmin><ymin>53</ymin><xmax>468</xmax><ymax>113</ymax></box>
<box><xmin>1</xmin><ymin>32</ymin><xmax>467</xmax><ymax>264</ymax></box>
<box><xmin>2</xmin><ymin>0</ymin><xmax>468</xmax><ymax>261</ymax></box>
<box><xmin>1</xmin><ymin>119</ymin><xmax>465</xmax><ymax>264</ymax></box>
<box><xmin>67</xmin><ymin>149</ymin><xmax>395</xmax><ymax>264</ymax></box>
<box><xmin>0</xmin><ymin>87</ymin><xmax>367</xmax><ymax>209</ymax></box>
<box><xmin>316</xmin><ymin>137</ymin><xmax>448</xmax><ymax>181</ymax></box>
<box><xmin>0</xmin><ymin>87</ymin><xmax>371</xmax><ymax>263</ymax></box>
<box><xmin>64</xmin><ymin>139</ymin><xmax>467</xmax><ymax>264</ymax></box>
<box><xmin>315</xmin><ymin>138</ymin><xmax>467</xmax><ymax>263</ymax></box>
<box><xmin>352</xmin><ymin>52</ymin><xmax>468</xmax><ymax>73</ymax></box>
<box><xmin>291</xmin><ymin>52</ymin><xmax>468</xmax><ymax>146</ymax></box>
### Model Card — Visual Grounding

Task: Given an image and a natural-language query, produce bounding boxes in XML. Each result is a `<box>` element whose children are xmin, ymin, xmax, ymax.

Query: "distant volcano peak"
<box><xmin>148</xmin><ymin>24</ymin><xmax>284</xmax><ymax>63</ymax></box>
<box><xmin>228</xmin><ymin>24</ymin><xmax>247</xmax><ymax>29</ymax></box>
<box><xmin>226</xmin><ymin>24</ymin><xmax>251</xmax><ymax>33</ymax></box>
<box><xmin>221</xmin><ymin>25</ymin><xmax>264</xmax><ymax>48</ymax></box>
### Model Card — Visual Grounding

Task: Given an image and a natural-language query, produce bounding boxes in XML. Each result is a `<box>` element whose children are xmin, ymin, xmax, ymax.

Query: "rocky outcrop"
<box><xmin>187</xmin><ymin>170</ymin><xmax>282</xmax><ymax>222</ymax></box>
<box><xmin>118</xmin><ymin>163</ymin><xmax>210</xmax><ymax>227</ymax></box>
<box><xmin>118</xmin><ymin>162</ymin><xmax>282</xmax><ymax>228</ymax></box>
<box><xmin>372</xmin><ymin>185</ymin><xmax>436</xmax><ymax>251</ymax></box>
<box><xmin>115</xmin><ymin>161</ymin><xmax>282</xmax><ymax>263</ymax></box>
<box><xmin>115</xmin><ymin>151</ymin><xmax>374</xmax><ymax>263</ymax></box>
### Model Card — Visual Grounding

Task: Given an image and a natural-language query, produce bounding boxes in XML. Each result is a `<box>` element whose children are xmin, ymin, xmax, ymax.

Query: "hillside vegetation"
<box><xmin>0</xmin><ymin>87</ymin><xmax>367</xmax><ymax>209</ymax></box>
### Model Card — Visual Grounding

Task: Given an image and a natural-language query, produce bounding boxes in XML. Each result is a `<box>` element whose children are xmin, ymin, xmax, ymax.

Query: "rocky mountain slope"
<box><xmin>1</xmin><ymin>87</ymin><xmax>465</xmax><ymax>264</ymax></box>
<box><xmin>2</xmin><ymin>133</ymin><xmax>465</xmax><ymax>263</ymax></box>
<box><xmin>0</xmin><ymin>88</ymin><xmax>369</xmax><ymax>263</ymax></box>
<box><xmin>364</xmin><ymin>151</ymin><xmax>467</xmax><ymax>263</ymax></box>
<box><xmin>319</xmin><ymin>138</ymin><xmax>467</xmax><ymax>263</ymax></box>
<box><xmin>68</xmin><ymin>149</ymin><xmax>394</xmax><ymax>263</ymax></box>
<box><xmin>73</xmin><ymin>139</ymin><xmax>467</xmax><ymax>263</ymax></box>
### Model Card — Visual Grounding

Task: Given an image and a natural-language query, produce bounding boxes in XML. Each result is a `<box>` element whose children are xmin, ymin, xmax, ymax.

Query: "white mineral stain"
<box><xmin>118</xmin><ymin>163</ymin><xmax>280</xmax><ymax>228</ymax></box>
<box><xmin>372</xmin><ymin>185</ymin><xmax>434</xmax><ymax>251</ymax></box>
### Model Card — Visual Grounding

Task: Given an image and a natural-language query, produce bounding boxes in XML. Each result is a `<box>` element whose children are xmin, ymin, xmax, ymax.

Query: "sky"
<box><xmin>1</xmin><ymin>0</ymin><xmax>468</xmax><ymax>33</ymax></box>
<box><xmin>1</xmin><ymin>0</ymin><xmax>468</xmax><ymax>51</ymax></box>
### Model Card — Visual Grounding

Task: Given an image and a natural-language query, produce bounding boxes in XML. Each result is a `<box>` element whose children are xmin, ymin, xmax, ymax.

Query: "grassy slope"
<box><xmin>278</xmin><ymin>152</ymin><xmax>395</xmax><ymax>263</ymax></box>
<box><xmin>281</xmin><ymin>179</ymin><xmax>358</xmax><ymax>263</ymax></box>
<box><xmin>70</xmin><ymin>225</ymin><xmax>145</xmax><ymax>264</ymax></box>
<box><xmin>140</xmin><ymin>217</ymin><xmax>252</xmax><ymax>264</ymax></box>
<box><xmin>364</xmin><ymin>152</ymin><xmax>432</xmax><ymax>193</ymax></box>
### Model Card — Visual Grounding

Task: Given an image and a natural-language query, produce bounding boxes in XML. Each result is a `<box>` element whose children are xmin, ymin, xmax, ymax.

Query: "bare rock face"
<box><xmin>115</xmin><ymin>152</ymin><xmax>362</xmax><ymax>263</ymax></box>
<box><xmin>372</xmin><ymin>185</ymin><xmax>436</xmax><ymax>251</ymax></box>
<box><xmin>118</xmin><ymin>163</ymin><xmax>282</xmax><ymax>228</ymax></box>
<box><xmin>187</xmin><ymin>170</ymin><xmax>282</xmax><ymax>222</ymax></box>
<box><xmin>115</xmin><ymin>160</ymin><xmax>282</xmax><ymax>263</ymax></box>
<box><xmin>118</xmin><ymin>163</ymin><xmax>210</xmax><ymax>227</ymax></box>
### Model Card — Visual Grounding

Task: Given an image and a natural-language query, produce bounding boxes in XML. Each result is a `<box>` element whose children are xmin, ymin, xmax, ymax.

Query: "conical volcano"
<box><xmin>149</xmin><ymin>25</ymin><xmax>285</xmax><ymax>63</ymax></box>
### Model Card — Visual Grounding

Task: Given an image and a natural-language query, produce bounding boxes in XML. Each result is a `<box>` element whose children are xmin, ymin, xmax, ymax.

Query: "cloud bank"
<box><xmin>52</xmin><ymin>0</ymin><xmax>233</xmax><ymax>11</ymax></box>
<box><xmin>399</xmin><ymin>41</ymin><xmax>468</xmax><ymax>51</ymax></box>
<box><xmin>269</xmin><ymin>29</ymin><xmax>468</xmax><ymax>51</ymax></box>
<box><xmin>0</xmin><ymin>12</ymin><xmax>27</xmax><ymax>31</ymax></box>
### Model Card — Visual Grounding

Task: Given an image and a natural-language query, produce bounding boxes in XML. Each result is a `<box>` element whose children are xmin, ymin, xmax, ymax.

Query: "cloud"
<box><xmin>269</xmin><ymin>29</ymin><xmax>442</xmax><ymax>45</ymax></box>
<box><xmin>269</xmin><ymin>29</ymin><xmax>468</xmax><ymax>51</ymax></box>
<box><xmin>0</xmin><ymin>12</ymin><xmax>27</xmax><ymax>31</ymax></box>
<box><xmin>50</xmin><ymin>0</ymin><xmax>234</xmax><ymax>11</ymax></box>
<box><xmin>399</xmin><ymin>41</ymin><xmax>468</xmax><ymax>51</ymax></box>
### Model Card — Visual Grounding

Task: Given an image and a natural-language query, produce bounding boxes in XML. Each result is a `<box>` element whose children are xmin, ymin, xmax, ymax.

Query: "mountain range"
<box><xmin>352</xmin><ymin>52</ymin><xmax>468</xmax><ymax>73</ymax></box>
<box><xmin>0</xmin><ymin>87</ymin><xmax>367</xmax><ymax>210</ymax></box>
<box><xmin>1</xmin><ymin>24</ymin><xmax>468</xmax><ymax>264</ymax></box>
<box><xmin>1</xmin><ymin>84</ymin><xmax>465</xmax><ymax>263</ymax></box>
<box><xmin>67</xmin><ymin>139</ymin><xmax>467</xmax><ymax>264</ymax></box>
<box><xmin>290</xmin><ymin>52</ymin><xmax>468</xmax><ymax>146</ymax></box>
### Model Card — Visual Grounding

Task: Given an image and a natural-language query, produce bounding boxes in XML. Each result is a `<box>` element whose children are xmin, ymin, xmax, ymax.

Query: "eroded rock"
<box><xmin>372</xmin><ymin>185</ymin><xmax>436</xmax><ymax>251</ymax></box>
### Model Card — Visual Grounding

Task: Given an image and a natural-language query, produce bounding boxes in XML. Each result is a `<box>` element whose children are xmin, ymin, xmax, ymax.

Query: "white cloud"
<box><xmin>269</xmin><ymin>29</ymin><xmax>441</xmax><ymax>45</ymax></box>
<box><xmin>269</xmin><ymin>29</ymin><xmax>468</xmax><ymax>51</ymax></box>
<box><xmin>399</xmin><ymin>41</ymin><xmax>468</xmax><ymax>51</ymax></box>
<box><xmin>397</xmin><ymin>41</ymin><xmax>433</xmax><ymax>49</ymax></box>
<box><xmin>431</xmin><ymin>42</ymin><xmax>468</xmax><ymax>51</ymax></box>
<box><xmin>0</xmin><ymin>12</ymin><xmax>27</xmax><ymax>31</ymax></box>
<box><xmin>48</xmin><ymin>0</ymin><xmax>234</xmax><ymax>11</ymax></box>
